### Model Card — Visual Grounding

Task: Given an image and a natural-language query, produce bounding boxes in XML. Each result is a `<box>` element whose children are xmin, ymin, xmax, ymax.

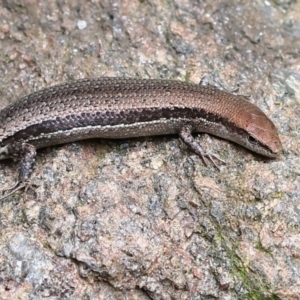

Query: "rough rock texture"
<box><xmin>0</xmin><ymin>0</ymin><xmax>299</xmax><ymax>299</ymax></box>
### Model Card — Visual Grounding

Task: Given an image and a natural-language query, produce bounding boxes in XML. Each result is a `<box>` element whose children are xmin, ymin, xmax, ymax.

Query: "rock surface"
<box><xmin>0</xmin><ymin>0</ymin><xmax>299</xmax><ymax>299</ymax></box>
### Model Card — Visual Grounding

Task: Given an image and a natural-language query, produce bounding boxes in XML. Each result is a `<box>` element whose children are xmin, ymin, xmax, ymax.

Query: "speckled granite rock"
<box><xmin>0</xmin><ymin>0</ymin><xmax>299</xmax><ymax>299</ymax></box>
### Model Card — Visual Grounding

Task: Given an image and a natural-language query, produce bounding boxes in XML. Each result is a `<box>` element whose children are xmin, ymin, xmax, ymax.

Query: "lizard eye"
<box><xmin>248</xmin><ymin>135</ymin><xmax>258</xmax><ymax>145</ymax></box>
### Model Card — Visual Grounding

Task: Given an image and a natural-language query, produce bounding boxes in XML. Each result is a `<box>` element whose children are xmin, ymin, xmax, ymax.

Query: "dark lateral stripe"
<box><xmin>8</xmin><ymin>106</ymin><xmax>228</xmax><ymax>142</ymax></box>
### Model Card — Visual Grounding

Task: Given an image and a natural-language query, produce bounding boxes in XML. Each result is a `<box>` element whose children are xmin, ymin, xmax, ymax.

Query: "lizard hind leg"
<box><xmin>0</xmin><ymin>142</ymin><xmax>37</xmax><ymax>200</ymax></box>
<box><xmin>17</xmin><ymin>142</ymin><xmax>37</xmax><ymax>182</ymax></box>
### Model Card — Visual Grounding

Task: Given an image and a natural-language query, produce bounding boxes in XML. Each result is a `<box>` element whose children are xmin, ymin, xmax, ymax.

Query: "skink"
<box><xmin>0</xmin><ymin>78</ymin><xmax>282</xmax><ymax>196</ymax></box>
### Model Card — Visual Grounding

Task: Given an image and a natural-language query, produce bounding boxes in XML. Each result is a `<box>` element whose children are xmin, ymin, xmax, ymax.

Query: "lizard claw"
<box><xmin>0</xmin><ymin>182</ymin><xmax>26</xmax><ymax>200</ymax></box>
